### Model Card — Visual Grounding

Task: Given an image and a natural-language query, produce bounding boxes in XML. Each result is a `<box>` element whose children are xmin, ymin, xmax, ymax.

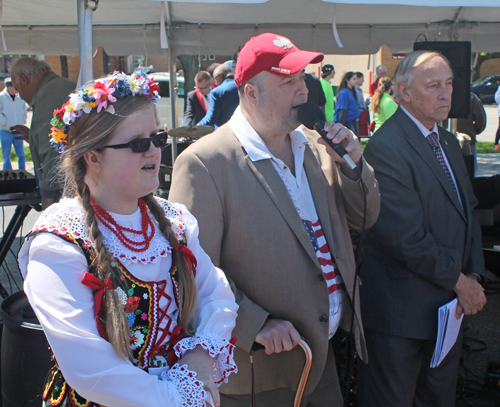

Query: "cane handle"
<box><xmin>294</xmin><ymin>339</ymin><xmax>312</xmax><ymax>407</ymax></box>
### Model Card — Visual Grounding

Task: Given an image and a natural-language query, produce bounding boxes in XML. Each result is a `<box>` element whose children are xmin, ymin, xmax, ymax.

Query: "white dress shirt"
<box><xmin>229</xmin><ymin>107</ymin><xmax>345</xmax><ymax>338</ymax></box>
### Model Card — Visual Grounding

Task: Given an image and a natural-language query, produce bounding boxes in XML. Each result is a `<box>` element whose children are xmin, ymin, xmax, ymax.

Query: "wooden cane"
<box><xmin>294</xmin><ymin>339</ymin><xmax>313</xmax><ymax>407</ymax></box>
<box><xmin>251</xmin><ymin>338</ymin><xmax>312</xmax><ymax>407</ymax></box>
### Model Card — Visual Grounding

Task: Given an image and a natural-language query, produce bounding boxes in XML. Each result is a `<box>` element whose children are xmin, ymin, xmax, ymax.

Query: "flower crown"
<box><xmin>49</xmin><ymin>71</ymin><xmax>160</xmax><ymax>153</ymax></box>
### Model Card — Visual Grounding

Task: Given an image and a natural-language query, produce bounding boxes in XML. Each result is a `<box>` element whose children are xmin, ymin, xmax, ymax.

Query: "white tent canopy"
<box><xmin>2</xmin><ymin>0</ymin><xmax>499</xmax><ymax>56</ymax></box>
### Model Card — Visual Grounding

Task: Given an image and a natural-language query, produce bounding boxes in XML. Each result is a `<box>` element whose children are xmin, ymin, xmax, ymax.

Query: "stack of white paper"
<box><xmin>430</xmin><ymin>298</ymin><xmax>464</xmax><ymax>368</ymax></box>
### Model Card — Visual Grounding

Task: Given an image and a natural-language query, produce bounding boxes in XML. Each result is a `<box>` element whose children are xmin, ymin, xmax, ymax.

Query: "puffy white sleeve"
<box><xmin>171</xmin><ymin>204</ymin><xmax>239</xmax><ymax>386</ymax></box>
<box><xmin>23</xmin><ymin>233</ymin><xmax>200</xmax><ymax>407</ymax></box>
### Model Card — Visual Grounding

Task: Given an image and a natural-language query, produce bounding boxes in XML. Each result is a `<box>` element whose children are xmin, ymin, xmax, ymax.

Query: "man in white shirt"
<box><xmin>169</xmin><ymin>32</ymin><xmax>380</xmax><ymax>407</ymax></box>
<box><xmin>359</xmin><ymin>51</ymin><xmax>486</xmax><ymax>407</ymax></box>
<box><xmin>0</xmin><ymin>77</ymin><xmax>27</xmax><ymax>170</ymax></box>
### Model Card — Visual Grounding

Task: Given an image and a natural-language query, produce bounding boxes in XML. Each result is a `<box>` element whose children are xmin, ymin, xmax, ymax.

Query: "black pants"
<box><xmin>495</xmin><ymin>116</ymin><xmax>500</xmax><ymax>145</ymax></box>
<box><xmin>358</xmin><ymin>328</ymin><xmax>463</xmax><ymax>407</ymax></box>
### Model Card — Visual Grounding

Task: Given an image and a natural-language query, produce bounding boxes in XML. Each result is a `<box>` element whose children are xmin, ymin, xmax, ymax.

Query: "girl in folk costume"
<box><xmin>17</xmin><ymin>72</ymin><xmax>238</xmax><ymax>407</ymax></box>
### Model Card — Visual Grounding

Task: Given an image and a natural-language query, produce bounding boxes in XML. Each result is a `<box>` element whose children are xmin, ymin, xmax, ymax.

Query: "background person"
<box><xmin>10</xmin><ymin>57</ymin><xmax>76</xmax><ymax>209</ymax></box>
<box><xmin>369</xmin><ymin>64</ymin><xmax>387</xmax><ymax>97</ymax></box>
<box><xmin>207</xmin><ymin>63</ymin><xmax>220</xmax><ymax>89</ymax></box>
<box><xmin>354</xmin><ymin>72</ymin><xmax>370</xmax><ymax>137</ymax></box>
<box><xmin>0</xmin><ymin>77</ymin><xmax>27</xmax><ymax>170</ymax></box>
<box><xmin>494</xmin><ymin>85</ymin><xmax>500</xmax><ymax>150</ymax></box>
<box><xmin>358</xmin><ymin>51</ymin><xmax>486</xmax><ymax>407</ymax></box>
<box><xmin>198</xmin><ymin>64</ymin><xmax>239</xmax><ymax>128</ymax></box>
<box><xmin>18</xmin><ymin>72</ymin><xmax>238</xmax><ymax>407</ymax></box>
<box><xmin>457</xmin><ymin>92</ymin><xmax>486</xmax><ymax>176</ymax></box>
<box><xmin>370</xmin><ymin>77</ymin><xmax>398</xmax><ymax>133</ymax></box>
<box><xmin>183</xmin><ymin>70</ymin><xmax>212</xmax><ymax>126</ymax></box>
<box><xmin>354</xmin><ymin>72</ymin><xmax>368</xmax><ymax>112</ymax></box>
<box><xmin>320</xmin><ymin>64</ymin><xmax>335</xmax><ymax>122</ymax></box>
<box><xmin>169</xmin><ymin>32</ymin><xmax>380</xmax><ymax>407</ymax></box>
<box><xmin>305</xmin><ymin>72</ymin><xmax>326</xmax><ymax>110</ymax></box>
<box><xmin>334</xmin><ymin>71</ymin><xmax>360</xmax><ymax>136</ymax></box>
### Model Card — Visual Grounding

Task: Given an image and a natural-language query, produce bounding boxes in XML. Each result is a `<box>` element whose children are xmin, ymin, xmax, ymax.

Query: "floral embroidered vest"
<box><xmin>29</xmin><ymin>229</ymin><xmax>187</xmax><ymax>407</ymax></box>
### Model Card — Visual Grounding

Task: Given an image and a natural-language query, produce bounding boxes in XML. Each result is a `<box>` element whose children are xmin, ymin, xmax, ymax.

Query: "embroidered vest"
<box><xmin>32</xmin><ymin>229</ymin><xmax>187</xmax><ymax>407</ymax></box>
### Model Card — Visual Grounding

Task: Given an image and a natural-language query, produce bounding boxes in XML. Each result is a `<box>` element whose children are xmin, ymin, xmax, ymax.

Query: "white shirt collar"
<box><xmin>400</xmin><ymin>105</ymin><xmax>439</xmax><ymax>138</ymax></box>
<box><xmin>228</xmin><ymin>106</ymin><xmax>308</xmax><ymax>162</ymax></box>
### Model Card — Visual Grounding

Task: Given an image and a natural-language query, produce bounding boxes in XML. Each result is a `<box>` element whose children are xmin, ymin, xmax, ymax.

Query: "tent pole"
<box><xmin>164</xmin><ymin>1</ymin><xmax>178</xmax><ymax>163</ymax></box>
<box><xmin>77</xmin><ymin>0</ymin><xmax>96</xmax><ymax>86</ymax></box>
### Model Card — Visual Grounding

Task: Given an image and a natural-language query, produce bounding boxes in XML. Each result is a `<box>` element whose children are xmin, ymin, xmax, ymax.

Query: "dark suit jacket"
<box><xmin>360</xmin><ymin>107</ymin><xmax>484</xmax><ymax>341</ymax></box>
<box><xmin>198</xmin><ymin>79</ymin><xmax>239</xmax><ymax>128</ymax></box>
<box><xmin>182</xmin><ymin>90</ymin><xmax>207</xmax><ymax>126</ymax></box>
<box><xmin>305</xmin><ymin>73</ymin><xmax>326</xmax><ymax>108</ymax></box>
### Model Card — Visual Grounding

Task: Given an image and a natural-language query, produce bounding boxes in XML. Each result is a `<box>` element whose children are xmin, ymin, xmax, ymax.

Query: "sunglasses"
<box><xmin>101</xmin><ymin>132</ymin><xmax>168</xmax><ymax>153</ymax></box>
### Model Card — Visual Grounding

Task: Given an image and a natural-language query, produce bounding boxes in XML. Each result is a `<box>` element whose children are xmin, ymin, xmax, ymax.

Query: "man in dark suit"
<box><xmin>198</xmin><ymin>64</ymin><xmax>239</xmax><ymax>128</ymax></box>
<box><xmin>182</xmin><ymin>70</ymin><xmax>212</xmax><ymax>126</ymax></box>
<box><xmin>358</xmin><ymin>51</ymin><xmax>486</xmax><ymax>407</ymax></box>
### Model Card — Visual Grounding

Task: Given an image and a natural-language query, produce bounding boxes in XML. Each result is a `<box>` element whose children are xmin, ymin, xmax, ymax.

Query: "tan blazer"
<box><xmin>169</xmin><ymin>124</ymin><xmax>380</xmax><ymax>396</ymax></box>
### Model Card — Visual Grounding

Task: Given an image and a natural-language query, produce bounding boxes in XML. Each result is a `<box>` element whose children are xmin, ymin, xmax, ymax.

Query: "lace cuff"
<box><xmin>174</xmin><ymin>334</ymin><xmax>238</xmax><ymax>386</ymax></box>
<box><xmin>159</xmin><ymin>363</ymin><xmax>207</xmax><ymax>407</ymax></box>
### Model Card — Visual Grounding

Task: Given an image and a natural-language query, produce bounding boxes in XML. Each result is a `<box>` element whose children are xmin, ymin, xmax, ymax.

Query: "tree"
<box><xmin>472</xmin><ymin>52</ymin><xmax>500</xmax><ymax>82</ymax></box>
<box><xmin>60</xmin><ymin>56</ymin><xmax>68</xmax><ymax>78</ymax></box>
<box><xmin>178</xmin><ymin>55</ymin><xmax>201</xmax><ymax>114</ymax></box>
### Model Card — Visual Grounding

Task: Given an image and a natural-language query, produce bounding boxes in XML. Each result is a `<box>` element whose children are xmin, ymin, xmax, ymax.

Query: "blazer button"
<box><xmin>319</xmin><ymin>315</ymin><xmax>328</xmax><ymax>323</ymax></box>
<box><xmin>318</xmin><ymin>274</ymin><xmax>325</xmax><ymax>282</ymax></box>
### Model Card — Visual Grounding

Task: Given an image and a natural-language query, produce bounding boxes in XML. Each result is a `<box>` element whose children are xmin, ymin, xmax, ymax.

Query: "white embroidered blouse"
<box><xmin>17</xmin><ymin>197</ymin><xmax>238</xmax><ymax>407</ymax></box>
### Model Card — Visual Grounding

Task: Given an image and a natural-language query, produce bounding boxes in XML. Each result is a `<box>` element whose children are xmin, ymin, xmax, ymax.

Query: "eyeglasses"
<box><xmin>102</xmin><ymin>132</ymin><xmax>168</xmax><ymax>153</ymax></box>
<box><xmin>196</xmin><ymin>82</ymin><xmax>212</xmax><ymax>91</ymax></box>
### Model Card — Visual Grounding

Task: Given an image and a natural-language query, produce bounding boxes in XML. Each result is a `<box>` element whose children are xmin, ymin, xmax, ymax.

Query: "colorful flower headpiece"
<box><xmin>49</xmin><ymin>71</ymin><xmax>160</xmax><ymax>153</ymax></box>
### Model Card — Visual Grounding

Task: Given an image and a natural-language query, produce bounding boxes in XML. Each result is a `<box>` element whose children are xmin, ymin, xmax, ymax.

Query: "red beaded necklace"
<box><xmin>91</xmin><ymin>198</ymin><xmax>155</xmax><ymax>252</ymax></box>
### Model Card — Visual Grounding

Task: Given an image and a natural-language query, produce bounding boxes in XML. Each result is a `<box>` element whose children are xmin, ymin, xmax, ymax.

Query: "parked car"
<box><xmin>150</xmin><ymin>73</ymin><xmax>185</xmax><ymax>130</ymax></box>
<box><xmin>471</xmin><ymin>75</ymin><xmax>500</xmax><ymax>104</ymax></box>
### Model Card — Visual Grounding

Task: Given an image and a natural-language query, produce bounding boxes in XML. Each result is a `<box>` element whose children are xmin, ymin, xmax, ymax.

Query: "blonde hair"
<box><xmin>371</xmin><ymin>77</ymin><xmax>393</xmax><ymax>114</ymax></box>
<box><xmin>61</xmin><ymin>79</ymin><xmax>198</xmax><ymax>360</ymax></box>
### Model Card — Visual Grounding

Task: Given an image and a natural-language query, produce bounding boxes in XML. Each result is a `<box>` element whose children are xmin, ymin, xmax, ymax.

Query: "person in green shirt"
<box><xmin>320</xmin><ymin>64</ymin><xmax>335</xmax><ymax>122</ymax></box>
<box><xmin>371</xmin><ymin>77</ymin><xmax>398</xmax><ymax>133</ymax></box>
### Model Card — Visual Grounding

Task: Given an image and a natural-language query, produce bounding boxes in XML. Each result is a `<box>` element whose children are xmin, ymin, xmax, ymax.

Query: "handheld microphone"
<box><xmin>297</xmin><ymin>103</ymin><xmax>361</xmax><ymax>177</ymax></box>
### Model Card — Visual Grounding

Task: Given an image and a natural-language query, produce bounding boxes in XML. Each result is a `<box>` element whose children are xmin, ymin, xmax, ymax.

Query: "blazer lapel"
<box><xmin>397</xmin><ymin>110</ymin><xmax>465</xmax><ymax>219</ymax></box>
<box><xmin>244</xmin><ymin>156</ymin><xmax>322</xmax><ymax>269</ymax></box>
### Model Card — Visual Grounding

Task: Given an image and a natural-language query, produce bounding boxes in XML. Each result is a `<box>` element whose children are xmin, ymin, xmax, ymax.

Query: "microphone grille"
<box><xmin>297</xmin><ymin>102</ymin><xmax>325</xmax><ymax>130</ymax></box>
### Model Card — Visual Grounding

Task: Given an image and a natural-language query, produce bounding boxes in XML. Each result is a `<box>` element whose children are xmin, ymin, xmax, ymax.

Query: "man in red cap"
<box><xmin>170</xmin><ymin>33</ymin><xmax>380</xmax><ymax>406</ymax></box>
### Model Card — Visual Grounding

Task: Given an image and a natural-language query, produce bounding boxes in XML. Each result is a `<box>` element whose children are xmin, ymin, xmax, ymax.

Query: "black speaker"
<box><xmin>413</xmin><ymin>41</ymin><xmax>471</xmax><ymax>118</ymax></box>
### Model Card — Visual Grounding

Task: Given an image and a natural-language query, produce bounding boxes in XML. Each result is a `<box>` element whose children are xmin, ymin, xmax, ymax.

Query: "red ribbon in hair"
<box><xmin>167</xmin><ymin>325</ymin><xmax>186</xmax><ymax>367</ymax></box>
<box><xmin>82</xmin><ymin>272</ymin><xmax>113</xmax><ymax>341</ymax></box>
<box><xmin>173</xmin><ymin>244</ymin><xmax>197</xmax><ymax>277</ymax></box>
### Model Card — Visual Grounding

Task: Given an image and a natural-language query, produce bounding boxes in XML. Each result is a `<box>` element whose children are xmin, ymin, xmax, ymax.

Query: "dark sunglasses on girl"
<box><xmin>101</xmin><ymin>132</ymin><xmax>168</xmax><ymax>153</ymax></box>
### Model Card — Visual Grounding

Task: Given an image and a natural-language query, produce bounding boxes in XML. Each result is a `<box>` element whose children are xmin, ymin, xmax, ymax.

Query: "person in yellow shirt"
<box><xmin>371</xmin><ymin>77</ymin><xmax>398</xmax><ymax>132</ymax></box>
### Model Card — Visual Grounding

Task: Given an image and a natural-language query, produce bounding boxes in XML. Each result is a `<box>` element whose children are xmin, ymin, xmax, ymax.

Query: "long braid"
<box><xmin>57</xmin><ymin>84</ymin><xmax>171</xmax><ymax>361</ymax></box>
<box><xmin>142</xmin><ymin>194</ymin><xmax>198</xmax><ymax>335</ymax></box>
<box><xmin>75</xmin><ymin>160</ymin><xmax>133</xmax><ymax>361</ymax></box>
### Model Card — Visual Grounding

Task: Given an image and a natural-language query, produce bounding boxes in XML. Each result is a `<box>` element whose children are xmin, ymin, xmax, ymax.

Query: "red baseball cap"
<box><xmin>234</xmin><ymin>33</ymin><xmax>324</xmax><ymax>87</ymax></box>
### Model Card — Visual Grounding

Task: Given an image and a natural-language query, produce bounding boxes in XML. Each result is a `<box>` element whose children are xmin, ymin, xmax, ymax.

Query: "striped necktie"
<box><xmin>427</xmin><ymin>132</ymin><xmax>457</xmax><ymax>195</ymax></box>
